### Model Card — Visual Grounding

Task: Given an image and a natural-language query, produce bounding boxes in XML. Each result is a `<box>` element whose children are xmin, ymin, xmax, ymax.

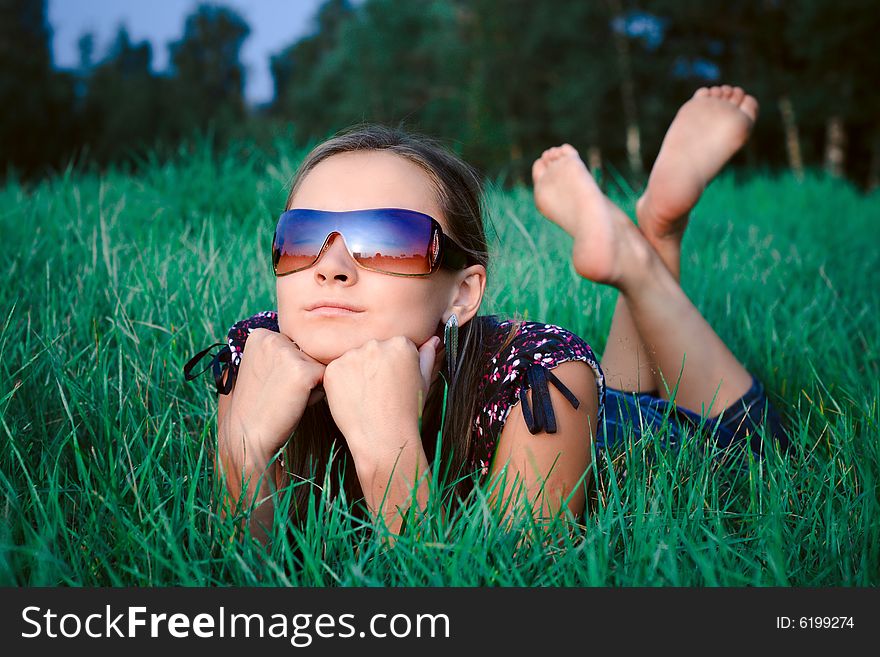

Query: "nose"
<box><xmin>313</xmin><ymin>232</ymin><xmax>358</xmax><ymax>281</ymax></box>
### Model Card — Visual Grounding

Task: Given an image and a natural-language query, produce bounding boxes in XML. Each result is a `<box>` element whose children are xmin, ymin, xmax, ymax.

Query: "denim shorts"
<box><xmin>595</xmin><ymin>374</ymin><xmax>790</xmax><ymax>465</ymax></box>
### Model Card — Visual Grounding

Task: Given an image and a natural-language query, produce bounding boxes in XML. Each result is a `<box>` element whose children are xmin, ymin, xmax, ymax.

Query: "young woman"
<box><xmin>184</xmin><ymin>85</ymin><xmax>789</xmax><ymax>543</ymax></box>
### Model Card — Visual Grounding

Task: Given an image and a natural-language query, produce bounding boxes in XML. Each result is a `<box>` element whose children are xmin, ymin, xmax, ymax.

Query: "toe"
<box><xmin>694</xmin><ymin>87</ymin><xmax>710</xmax><ymax>98</ymax></box>
<box><xmin>740</xmin><ymin>94</ymin><xmax>759</xmax><ymax>121</ymax></box>
<box><xmin>730</xmin><ymin>86</ymin><xmax>745</xmax><ymax>105</ymax></box>
<box><xmin>532</xmin><ymin>158</ymin><xmax>546</xmax><ymax>182</ymax></box>
<box><xmin>720</xmin><ymin>84</ymin><xmax>733</xmax><ymax>99</ymax></box>
<box><xmin>708</xmin><ymin>86</ymin><xmax>722</xmax><ymax>98</ymax></box>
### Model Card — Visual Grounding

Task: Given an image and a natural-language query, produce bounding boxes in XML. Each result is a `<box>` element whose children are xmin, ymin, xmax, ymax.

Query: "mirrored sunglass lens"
<box><xmin>343</xmin><ymin>209</ymin><xmax>433</xmax><ymax>274</ymax></box>
<box><xmin>274</xmin><ymin>209</ymin><xmax>434</xmax><ymax>275</ymax></box>
<box><xmin>273</xmin><ymin>211</ymin><xmax>328</xmax><ymax>274</ymax></box>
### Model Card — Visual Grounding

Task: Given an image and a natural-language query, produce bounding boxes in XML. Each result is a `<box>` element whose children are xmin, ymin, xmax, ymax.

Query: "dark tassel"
<box><xmin>182</xmin><ymin>342</ymin><xmax>235</xmax><ymax>395</ymax></box>
<box><xmin>518</xmin><ymin>364</ymin><xmax>581</xmax><ymax>434</ymax></box>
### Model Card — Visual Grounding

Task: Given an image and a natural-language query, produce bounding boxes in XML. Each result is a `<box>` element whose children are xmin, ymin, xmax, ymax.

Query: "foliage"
<box><xmin>0</xmin><ymin>0</ymin><xmax>77</xmax><ymax>175</ymax></box>
<box><xmin>167</xmin><ymin>4</ymin><xmax>251</xmax><ymax>133</ymax></box>
<box><xmin>2</xmin><ymin>0</ymin><xmax>880</xmax><ymax>188</ymax></box>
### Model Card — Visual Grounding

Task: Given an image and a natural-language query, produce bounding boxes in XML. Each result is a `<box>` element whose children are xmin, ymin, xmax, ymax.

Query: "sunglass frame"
<box><xmin>272</xmin><ymin>207</ymin><xmax>472</xmax><ymax>278</ymax></box>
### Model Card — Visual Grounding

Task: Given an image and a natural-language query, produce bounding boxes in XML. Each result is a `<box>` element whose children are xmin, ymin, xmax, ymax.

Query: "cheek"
<box><xmin>275</xmin><ymin>279</ymin><xmax>304</xmax><ymax>338</ymax></box>
<box><xmin>275</xmin><ymin>275</ymin><xmax>447</xmax><ymax>347</ymax></box>
<box><xmin>370</xmin><ymin>282</ymin><xmax>447</xmax><ymax>337</ymax></box>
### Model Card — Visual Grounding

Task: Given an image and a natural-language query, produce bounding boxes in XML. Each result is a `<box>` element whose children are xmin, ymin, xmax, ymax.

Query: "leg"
<box><xmin>549</xmin><ymin>85</ymin><xmax>759</xmax><ymax>398</ymax></box>
<box><xmin>531</xmin><ymin>130</ymin><xmax>756</xmax><ymax>416</ymax></box>
<box><xmin>614</xmin><ymin>236</ymin><xmax>753</xmax><ymax>415</ymax></box>
<box><xmin>599</xmin><ymin>294</ymin><xmax>659</xmax><ymax>393</ymax></box>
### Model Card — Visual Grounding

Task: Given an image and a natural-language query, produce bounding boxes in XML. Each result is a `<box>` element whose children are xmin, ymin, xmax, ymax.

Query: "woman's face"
<box><xmin>277</xmin><ymin>150</ymin><xmax>483</xmax><ymax>368</ymax></box>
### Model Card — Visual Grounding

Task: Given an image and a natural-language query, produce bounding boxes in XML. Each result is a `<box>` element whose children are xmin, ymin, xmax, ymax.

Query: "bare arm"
<box><xmin>215</xmin><ymin>368</ymin><xmax>284</xmax><ymax>546</ymax></box>
<box><xmin>346</xmin><ymin>359</ymin><xmax>599</xmax><ymax>544</ymax></box>
<box><xmin>487</xmin><ymin>360</ymin><xmax>599</xmax><ymax>535</ymax></box>
<box><xmin>352</xmin><ymin>432</ymin><xmax>432</xmax><ymax>542</ymax></box>
<box><xmin>213</xmin><ymin>328</ymin><xmax>327</xmax><ymax>546</ymax></box>
<box><xmin>355</xmin><ymin>361</ymin><xmax>598</xmax><ymax>545</ymax></box>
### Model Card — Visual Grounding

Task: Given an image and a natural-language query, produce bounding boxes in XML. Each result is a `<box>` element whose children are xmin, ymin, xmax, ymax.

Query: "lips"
<box><xmin>305</xmin><ymin>300</ymin><xmax>364</xmax><ymax>312</ymax></box>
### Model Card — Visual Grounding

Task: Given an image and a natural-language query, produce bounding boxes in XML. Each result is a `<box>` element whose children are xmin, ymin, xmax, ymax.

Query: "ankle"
<box><xmin>634</xmin><ymin>196</ymin><xmax>680</xmax><ymax>275</ymax></box>
<box><xmin>636</xmin><ymin>193</ymin><xmax>681</xmax><ymax>237</ymax></box>
<box><xmin>615</xmin><ymin>221</ymin><xmax>662</xmax><ymax>293</ymax></box>
<box><xmin>643</xmin><ymin>234</ymin><xmax>682</xmax><ymax>281</ymax></box>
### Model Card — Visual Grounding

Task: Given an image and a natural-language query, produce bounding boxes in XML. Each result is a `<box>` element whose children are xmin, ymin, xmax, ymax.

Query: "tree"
<box><xmin>463</xmin><ymin>0</ymin><xmax>623</xmax><ymax>181</ymax></box>
<box><xmin>167</xmin><ymin>3</ymin><xmax>251</xmax><ymax>140</ymax></box>
<box><xmin>271</xmin><ymin>0</ymin><xmax>354</xmax><ymax>109</ymax></box>
<box><xmin>607</xmin><ymin>0</ymin><xmax>644</xmax><ymax>176</ymax></box>
<box><xmin>269</xmin><ymin>0</ymin><xmax>355</xmax><ymax>137</ymax></box>
<box><xmin>78</xmin><ymin>27</ymin><xmax>163</xmax><ymax>163</ymax></box>
<box><xmin>0</xmin><ymin>0</ymin><xmax>76</xmax><ymax>176</ymax></box>
<box><xmin>787</xmin><ymin>0</ymin><xmax>880</xmax><ymax>184</ymax></box>
<box><xmin>326</xmin><ymin>0</ymin><xmax>469</xmax><ymax>138</ymax></box>
<box><xmin>270</xmin><ymin>0</ymin><xmax>470</xmax><ymax>152</ymax></box>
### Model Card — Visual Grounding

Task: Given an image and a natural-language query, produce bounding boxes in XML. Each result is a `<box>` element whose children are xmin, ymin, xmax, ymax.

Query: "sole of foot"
<box><xmin>532</xmin><ymin>144</ymin><xmax>651</xmax><ymax>287</ymax></box>
<box><xmin>636</xmin><ymin>84</ymin><xmax>759</xmax><ymax>244</ymax></box>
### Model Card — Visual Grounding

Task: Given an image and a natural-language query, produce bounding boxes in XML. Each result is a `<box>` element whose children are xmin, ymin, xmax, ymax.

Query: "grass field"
<box><xmin>1</xmin><ymin>139</ymin><xmax>878</xmax><ymax>586</ymax></box>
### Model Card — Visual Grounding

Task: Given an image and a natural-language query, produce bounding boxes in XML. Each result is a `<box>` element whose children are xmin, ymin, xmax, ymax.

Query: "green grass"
<box><xmin>1</xmin><ymin>138</ymin><xmax>878</xmax><ymax>586</ymax></box>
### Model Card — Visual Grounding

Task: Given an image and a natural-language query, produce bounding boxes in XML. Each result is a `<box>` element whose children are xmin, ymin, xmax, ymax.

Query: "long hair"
<box><xmin>280</xmin><ymin>124</ymin><xmax>520</xmax><ymax>526</ymax></box>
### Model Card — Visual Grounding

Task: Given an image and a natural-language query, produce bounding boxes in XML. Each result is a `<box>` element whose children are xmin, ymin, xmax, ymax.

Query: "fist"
<box><xmin>322</xmin><ymin>335</ymin><xmax>440</xmax><ymax>463</ymax></box>
<box><xmin>225</xmin><ymin>328</ymin><xmax>327</xmax><ymax>461</ymax></box>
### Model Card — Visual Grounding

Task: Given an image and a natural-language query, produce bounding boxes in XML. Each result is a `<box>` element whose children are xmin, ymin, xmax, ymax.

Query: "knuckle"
<box><xmin>245</xmin><ymin>329</ymin><xmax>273</xmax><ymax>352</ymax></box>
<box><xmin>248</xmin><ymin>328</ymin><xmax>269</xmax><ymax>341</ymax></box>
<box><xmin>283</xmin><ymin>347</ymin><xmax>302</xmax><ymax>366</ymax></box>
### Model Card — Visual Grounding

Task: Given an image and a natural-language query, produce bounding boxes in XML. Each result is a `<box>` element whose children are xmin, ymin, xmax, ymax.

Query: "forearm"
<box><xmin>351</xmin><ymin>429</ymin><xmax>432</xmax><ymax>536</ymax></box>
<box><xmin>216</xmin><ymin>418</ymin><xmax>283</xmax><ymax>543</ymax></box>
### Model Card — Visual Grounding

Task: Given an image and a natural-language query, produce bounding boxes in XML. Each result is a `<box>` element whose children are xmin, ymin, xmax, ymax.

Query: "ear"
<box><xmin>444</xmin><ymin>264</ymin><xmax>487</xmax><ymax>325</ymax></box>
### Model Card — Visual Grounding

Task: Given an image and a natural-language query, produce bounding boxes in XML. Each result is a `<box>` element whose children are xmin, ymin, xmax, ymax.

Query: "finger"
<box><xmin>418</xmin><ymin>336</ymin><xmax>439</xmax><ymax>392</ymax></box>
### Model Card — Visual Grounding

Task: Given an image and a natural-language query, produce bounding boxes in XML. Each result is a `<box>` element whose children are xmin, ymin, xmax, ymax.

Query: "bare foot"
<box><xmin>532</xmin><ymin>144</ymin><xmax>651</xmax><ymax>287</ymax></box>
<box><xmin>636</xmin><ymin>85</ymin><xmax>759</xmax><ymax>243</ymax></box>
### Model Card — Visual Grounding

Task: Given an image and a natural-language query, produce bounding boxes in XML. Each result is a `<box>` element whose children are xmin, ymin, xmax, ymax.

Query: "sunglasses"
<box><xmin>272</xmin><ymin>207</ymin><xmax>473</xmax><ymax>277</ymax></box>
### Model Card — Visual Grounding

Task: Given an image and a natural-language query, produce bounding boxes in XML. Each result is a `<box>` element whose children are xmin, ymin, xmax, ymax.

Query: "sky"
<box><xmin>49</xmin><ymin>0</ymin><xmax>329</xmax><ymax>106</ymax></box>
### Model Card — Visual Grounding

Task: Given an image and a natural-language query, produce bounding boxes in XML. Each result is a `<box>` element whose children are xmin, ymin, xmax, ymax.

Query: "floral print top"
<box><xmin>183</xmin><ymin>310</ymin><xmax>605</xmax><ymax>482</ymax></box>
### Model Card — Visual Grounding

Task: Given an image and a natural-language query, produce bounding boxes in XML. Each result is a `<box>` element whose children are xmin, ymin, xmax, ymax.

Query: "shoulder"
<box><xmin>480</xmin><ymin>318</ymin><xmax>605</xmax><ymax>409</ymax></box>
<box><xmin>488</xmin><ymin>358</ymin><xmax>600</xmax><ymax>516</ymax></box>
<box><xmin>471</xmin><ymin>317</ymin><xmax>606</xmax><ymax>475</ymax></box>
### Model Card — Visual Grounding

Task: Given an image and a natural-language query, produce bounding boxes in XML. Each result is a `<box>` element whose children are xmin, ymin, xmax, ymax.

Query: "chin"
<box><xmin>298</xmin><ymin>343</ymin><xmax>349</xmax><ymax>365</ymax></box>
<box><xmin>298</xmin><ymin>334</ymin><xmax>368</xmax><ymax>364</ymax></box>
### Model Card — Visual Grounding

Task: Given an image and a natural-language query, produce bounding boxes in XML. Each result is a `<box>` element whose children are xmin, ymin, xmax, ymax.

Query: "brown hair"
<box><xmin>280</xmin><ymin>123</ymin><xmax>520</xmax><ymax>526</ymax></box>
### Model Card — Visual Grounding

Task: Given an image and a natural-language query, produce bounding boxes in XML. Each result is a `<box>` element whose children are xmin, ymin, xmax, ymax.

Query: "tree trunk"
<box><xmin>823</xmin><ymin>115</ymin><xmax>846</xmax><ymax>177</ymax></box>
<box><xmin>777</xmin><ymin>95</ymin><xmax>804</xmax><ymax>181</ymax></box>
<box><xmin>607</xmin><ymin>0</ymin><xmax>642</xmax><ymax>176</ymax></box>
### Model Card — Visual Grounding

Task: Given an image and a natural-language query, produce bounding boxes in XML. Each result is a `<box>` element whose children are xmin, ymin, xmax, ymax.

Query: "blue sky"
<box><xmin>49</xmin><ymin>0</ymin><xmax>329</xmax><ymax>105</ymax></box>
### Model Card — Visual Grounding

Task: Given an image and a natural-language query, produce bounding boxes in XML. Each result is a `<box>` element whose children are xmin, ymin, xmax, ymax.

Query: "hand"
<box><xmin>322</xmin><ymin>334</ymin><xmax>441</xmax><ymax>465</ymax></box>
<box><xmin>224</xmin><ymin>328</ymin><xmax>327</xmax><ymax>465</ymax></box>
